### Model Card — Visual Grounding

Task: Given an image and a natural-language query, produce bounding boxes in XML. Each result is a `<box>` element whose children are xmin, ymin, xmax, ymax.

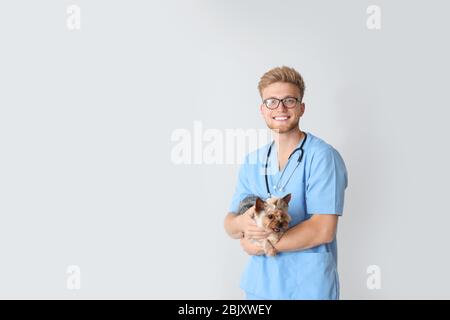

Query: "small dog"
<box><xmin>237</xmin><ymin>194</ymin><xmax>292</xmax><ymax>256</ymax></box>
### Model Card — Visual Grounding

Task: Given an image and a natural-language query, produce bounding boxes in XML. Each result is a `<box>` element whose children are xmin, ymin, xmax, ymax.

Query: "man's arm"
<box><xmin>224</xmin><ymin>212</ymin><xmax>244</xmax><ymax>239</ymax></box>
<box><xmin>274</xmin><ymin>214</ymin><xmax>338</xmax><ymax>252</ymax></box>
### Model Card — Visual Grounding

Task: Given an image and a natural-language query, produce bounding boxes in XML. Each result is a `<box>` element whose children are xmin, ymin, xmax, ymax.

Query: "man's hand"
<box><xmin>238</xmin><ymin>206</ymin><xmax>270</xmax><ymax>240</ymax></box>
<box><xmin>240</xmin><ymin>236</ymin><xmax>265</xmax><ymax>256</ymax></box>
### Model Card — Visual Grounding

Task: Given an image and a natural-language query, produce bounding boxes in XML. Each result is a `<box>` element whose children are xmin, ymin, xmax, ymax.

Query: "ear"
<box><xmin>300</xmin><ymin>102</ymin><xmax>305</xmax><ymax>117</ymax></box>
<box><xmin>282</xmin><ymin>193</ymin><xmax>291</xmax><ymax>204</ymax></box>
<box><xmin>255</xmin><ymin>197</ymin><xmax>265</xmax><ymax>213</ymax></box>
<box><xmin>259</xmin><ymin>103</ymin><xmax>265</xmax><ymax>116</ymax></box>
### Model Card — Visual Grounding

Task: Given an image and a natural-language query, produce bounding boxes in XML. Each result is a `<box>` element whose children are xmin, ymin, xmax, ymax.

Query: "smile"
<box><xmin>272</xmin><ymin>116</ymin><xmax>290</xmax><ymax>121</ymax></box>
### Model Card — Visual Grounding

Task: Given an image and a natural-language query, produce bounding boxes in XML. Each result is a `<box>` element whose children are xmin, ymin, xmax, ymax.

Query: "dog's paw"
<box><xmin>265</xmin><ymin>247</ymin><xmax>277</xmax><ymax>256</ymax></box>
<box><xmin>264</xmin><ymin>240</ymin><xmax>277</xmax><ymax>256</ymax></box>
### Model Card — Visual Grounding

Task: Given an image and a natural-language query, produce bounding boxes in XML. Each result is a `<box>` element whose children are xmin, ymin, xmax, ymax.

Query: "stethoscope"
<box><xmin>264</xmin><ymin>132</ymin><xmax>307</xmax><ymax>198</ymax></box>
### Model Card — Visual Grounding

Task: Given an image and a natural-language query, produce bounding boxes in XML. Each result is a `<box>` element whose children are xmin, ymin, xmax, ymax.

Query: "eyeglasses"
<box><xmin>263</xmin><ymin>97</ymin><xmax>301</xmax><ymax>110</ymax></box>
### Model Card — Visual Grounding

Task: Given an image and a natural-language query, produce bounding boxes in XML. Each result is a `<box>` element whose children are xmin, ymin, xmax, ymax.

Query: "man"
<box><xmin>224</xmin><ymin>66</ymin><xmax>348</xmax><ymax>300</ymax></box>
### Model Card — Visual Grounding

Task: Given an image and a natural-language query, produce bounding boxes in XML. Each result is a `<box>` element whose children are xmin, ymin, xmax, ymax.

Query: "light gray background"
<box><xmin>0</xmin><ymin>0</ymin><xmax>449</xmax><ymax>299</ymax></box>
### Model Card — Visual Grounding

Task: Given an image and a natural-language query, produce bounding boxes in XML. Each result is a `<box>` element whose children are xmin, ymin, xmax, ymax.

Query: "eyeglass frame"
<box><xmin>262</xmin><ymin>96</ymin><xmax>303</xmax><ymax>110</ymax></box>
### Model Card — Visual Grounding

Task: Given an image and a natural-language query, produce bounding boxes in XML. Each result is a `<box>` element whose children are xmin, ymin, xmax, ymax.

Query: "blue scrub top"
<box><xmin>229</xmin><ymin>132</ymin><xmax>348</xmax><ymax>300</ymax></box>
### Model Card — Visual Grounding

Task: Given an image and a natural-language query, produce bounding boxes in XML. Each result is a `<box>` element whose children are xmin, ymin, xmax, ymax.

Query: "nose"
<box><xmin>276</xmin><ymin>102</ymin><xmax>288</xmax><ymax>111</ymax></box>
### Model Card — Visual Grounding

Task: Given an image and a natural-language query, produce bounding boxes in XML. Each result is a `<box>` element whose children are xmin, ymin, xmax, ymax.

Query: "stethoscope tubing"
<box><xmin>264</xmin><ymin>132</ymin><xmax>307</xmax><ymax>198</ymax></box>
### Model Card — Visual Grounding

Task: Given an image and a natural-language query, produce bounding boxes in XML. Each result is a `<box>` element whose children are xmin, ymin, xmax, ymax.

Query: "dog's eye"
<box><xmin>268</xmin><ymin>214</ymin><xmax>273</xmax><ymax>219</ymax></box>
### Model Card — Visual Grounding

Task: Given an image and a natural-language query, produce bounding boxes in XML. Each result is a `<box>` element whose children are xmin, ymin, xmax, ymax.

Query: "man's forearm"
<box><xmin>274</xmin><ymin>216</ymin><xmax>336</xmax><ymax>252</ymax></box>
<box><xmin>224</xmin><ymin>213</ymin><xmax>243</xmax><ymax>239</ymax></box>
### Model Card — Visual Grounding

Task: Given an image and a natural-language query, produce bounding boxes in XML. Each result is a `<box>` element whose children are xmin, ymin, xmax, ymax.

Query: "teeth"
<box><xmin>274</xmin><ymin>117</ymin><xmax>288</xmax><ymax>120</ymax></box>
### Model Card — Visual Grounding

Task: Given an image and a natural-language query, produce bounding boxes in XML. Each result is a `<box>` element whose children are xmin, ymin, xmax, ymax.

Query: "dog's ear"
<box><xmin>281</xmin><ymin>193</ymin><xmax>291</xmax><ymax>204</ymax></box>
<box><xmin>255</xmin><ymin>197</ymin><xmax>265</xmax><ymax>213</ymax></box>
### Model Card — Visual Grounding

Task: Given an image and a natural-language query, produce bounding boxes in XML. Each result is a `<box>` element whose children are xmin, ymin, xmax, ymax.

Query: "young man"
<box><xmin>224</xmin><ymin>66</ymin><xmax>348</xmax><ymax>300</ymax></box>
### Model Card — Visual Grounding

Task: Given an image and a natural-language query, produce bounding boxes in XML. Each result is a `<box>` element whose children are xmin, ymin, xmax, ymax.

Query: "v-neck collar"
<box><xmin>268</xmin><ymin>132</ymin><xmax>308</xmax><ymax>175</ymax></box>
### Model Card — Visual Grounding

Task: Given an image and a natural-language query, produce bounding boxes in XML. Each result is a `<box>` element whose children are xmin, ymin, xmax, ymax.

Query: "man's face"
<box><xmin>260</xmin><ymin>82</ymin><xmax>305</xmax><ymax>134</ymax></box>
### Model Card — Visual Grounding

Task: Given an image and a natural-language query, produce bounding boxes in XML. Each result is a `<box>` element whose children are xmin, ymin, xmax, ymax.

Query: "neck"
<box><xmin>273</xmin><ymin>128</ymin><xmax>304</xmax><ymax>155</ymax></box>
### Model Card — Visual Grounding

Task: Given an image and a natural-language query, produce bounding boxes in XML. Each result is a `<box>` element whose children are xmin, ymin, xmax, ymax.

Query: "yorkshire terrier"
<box><xmin>237</xmin><ymin>194</ymin><xmax>292</xmax><ymax>256</ymax></box>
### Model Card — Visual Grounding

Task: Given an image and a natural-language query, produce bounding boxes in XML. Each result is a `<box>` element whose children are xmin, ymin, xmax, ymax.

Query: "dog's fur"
<box><xmin>237</xmin><ymin>194</ymin><xmax>292</xmax><ymax>256</ymax></box>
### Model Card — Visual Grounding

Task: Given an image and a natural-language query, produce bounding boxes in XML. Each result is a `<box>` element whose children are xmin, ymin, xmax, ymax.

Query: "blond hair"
<box><xmin>257</xmin><ymin>66</ymin><xmax>305</xmax><ymax>99</ymax></box>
